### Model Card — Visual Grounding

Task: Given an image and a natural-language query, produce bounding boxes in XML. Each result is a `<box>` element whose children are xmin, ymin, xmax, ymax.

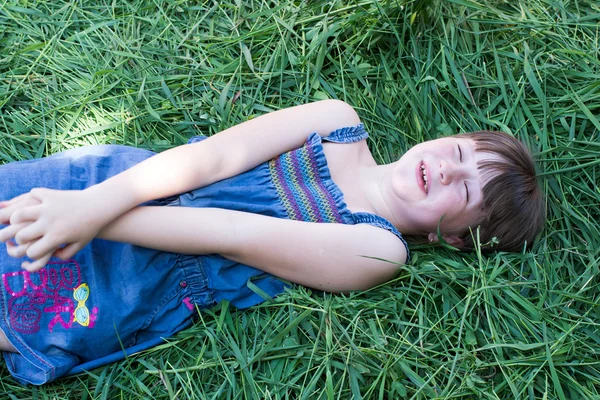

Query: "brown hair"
<box><xmin>456</xmin><ymin>130</ymin><xmax>545</xmax><ymax>252</ymax></box>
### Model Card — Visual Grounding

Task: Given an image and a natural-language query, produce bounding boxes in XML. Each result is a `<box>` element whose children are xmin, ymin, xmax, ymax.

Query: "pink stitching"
<box><xmin>2</xmin><ymin>260</ymin><xmax>97</xmax><ymax>334</ymax></box>
<box><xmin>0</xmin><ymin>292</ymin><xmax>54</xmax><ymax>372</ymax></box>
<box><xmin>183</xmin><ymin>297</ymin><xmax>194</xmax><ymax>311</ymax></box>
<box><xmin>88</xmin><ymin>306</ymin><xmax>98</xmax><ymax>328</ymax></box>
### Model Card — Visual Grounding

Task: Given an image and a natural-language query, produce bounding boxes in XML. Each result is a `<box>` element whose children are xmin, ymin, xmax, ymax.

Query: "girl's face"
<box><xmin>385</xmin><ymin>136</ymin><xmax>500</xmax><ymax>236</ymax></box>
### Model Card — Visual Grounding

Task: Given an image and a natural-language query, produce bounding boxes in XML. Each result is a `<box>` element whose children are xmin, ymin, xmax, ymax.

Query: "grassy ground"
<box><xmin>1</xmin><ymin>0</ymin><xmax>599</xmax><ymax>398</ymax></box>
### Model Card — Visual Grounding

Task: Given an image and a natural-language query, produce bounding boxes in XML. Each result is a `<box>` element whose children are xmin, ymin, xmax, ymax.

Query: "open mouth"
<box><xmin>419</xmin><ymin>162</ymin><xmax>429</xmax><ymax>193</ymax></box>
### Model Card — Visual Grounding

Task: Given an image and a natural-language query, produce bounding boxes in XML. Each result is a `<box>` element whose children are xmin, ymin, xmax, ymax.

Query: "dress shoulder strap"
<box><xmin>352</xmin><ymin>212</ymin><xmax>411</xmax><ymax>263</ymax></box>
<box><xmin>187</xmin><ymin>135</ymin><xmax>208</xmax><ymax>144</ymax></box>
<box><xmin>323</xmin><ymin>124</ymin><xmax>368</xmax><ymax>143</ymax></box>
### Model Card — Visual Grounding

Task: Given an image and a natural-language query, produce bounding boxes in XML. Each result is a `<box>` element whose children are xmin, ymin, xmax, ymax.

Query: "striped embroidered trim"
<box><xmin>269</xmin><ymin>143</ymin><xmax>344</xmax><ymax>223</ymax></box>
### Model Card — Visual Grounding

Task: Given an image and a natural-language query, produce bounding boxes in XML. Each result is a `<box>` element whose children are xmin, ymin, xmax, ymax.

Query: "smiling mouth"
<box><xmin>419</xmin><ymin>162</ymin><xmax>429</xmax><ymax>193</ymax></box>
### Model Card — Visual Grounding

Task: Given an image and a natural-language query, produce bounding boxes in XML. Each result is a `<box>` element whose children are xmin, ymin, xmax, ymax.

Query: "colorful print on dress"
<box><xmin>2</xmin><ymin>260</ymin><xmax>98</xmax><ymax>334</ymax></box>
<box><xmin>269</xmin><ymin>141</ymin><xmax>344</xmax><ymax>223</ymax></box>
<box><xmin>72</xmin><ymin>283</ymin><xmax>97</xmax><ymax>327</ymax></box>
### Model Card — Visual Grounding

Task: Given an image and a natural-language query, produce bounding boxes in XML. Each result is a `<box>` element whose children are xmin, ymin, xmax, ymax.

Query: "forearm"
<box><xmin>85</xmin><ymin>100</ymin><xmax>360</xmax><ymax>221</ymax></box>
<box><xmin>84</xmin><ymin>142</ymin><xmax>224</xmax><ymax>223</ymax></box>
<box><xmin>97</xmin><ymin>206</ymin><xmax>239</xmax><ymax>256</ymax></box>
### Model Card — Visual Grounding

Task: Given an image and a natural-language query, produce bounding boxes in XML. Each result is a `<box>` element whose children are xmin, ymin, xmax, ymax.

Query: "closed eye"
<box><xmin>458</xmin><ymin>144</ymin><xmax>463</xmax><ymax>162</ymax></box>
<box><xmin>464</xmin><ymin>182</ymin><xmax>470</xmax><ymax>203</ymax></box>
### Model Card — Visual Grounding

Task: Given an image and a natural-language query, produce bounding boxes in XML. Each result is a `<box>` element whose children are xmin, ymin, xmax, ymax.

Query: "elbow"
<box><xmin>190</xmin><ymin>138</ymin><xmax>228</xmax><ymax>186</ymax></box>
<box><xmin>322</xmin><ymin>100</ymin><xmax>361</xmax><ymax>125</ymax></box>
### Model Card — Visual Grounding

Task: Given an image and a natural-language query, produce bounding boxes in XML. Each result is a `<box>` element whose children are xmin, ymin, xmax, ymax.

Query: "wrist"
<box><xmin>83</xmin><ymin>182</ymin><xmax>139</xmax><ymax>221</ymax></box>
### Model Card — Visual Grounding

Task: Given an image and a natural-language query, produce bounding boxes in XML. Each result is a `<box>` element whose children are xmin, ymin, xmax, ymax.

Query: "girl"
<box><xmin>0</xmin><ymin>100</ymin><xmax>543</xmax><ymax>384</ymax></box>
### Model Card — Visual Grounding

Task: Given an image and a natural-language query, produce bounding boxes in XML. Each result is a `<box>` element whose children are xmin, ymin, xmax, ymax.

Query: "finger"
<box><xmin>0</xmin><ymin>203</ymin><xmax>21</xmax><ymax>224</ymax></box>
<box><xmin>0</xmin><ymin>223</ymin><xmax>29</xmax><ymax>242</ymax></box>
<box><xmin>10</xmin><ymin>205</ymin><xmax>42</xmax><ymax>224</ymax></box>
<box><xmin>0</xmin><ymin>192</ymin><xmax>33</xmax><ymax>208</ymax></box>
<box><xmin>0</xmin><ymin>197</ymin><xmax>41</xmax><ymax>224</ymax></box>
<box><xmin>25</xmin><ymin>235</ymin><xmax>59</xmax><ymax>261</ymax></box>
<box><xmin>14</xmin><ymin>222</ymin><xmax>44</xmax><ymax>245</ymax></box>
<box><xmin>22</xmin><ymin>252</ymin><xmax>53</xmax><ymax>272</ymax></box>
<box><xmin>53</xmin><ymin>242</ymin><xmax>83</xmax><ymax>260</ymax></box>
<box><xmin>6</xmin><ymin>241</ymin><xmax>32</xmax><ymax>258</ymax></box>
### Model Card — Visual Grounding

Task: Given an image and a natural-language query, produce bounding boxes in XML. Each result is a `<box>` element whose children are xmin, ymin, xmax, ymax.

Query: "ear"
<box><xmin>427</xmin><ymin>232</ymin><xmax>465</xmax><ymax>248</ymax></box>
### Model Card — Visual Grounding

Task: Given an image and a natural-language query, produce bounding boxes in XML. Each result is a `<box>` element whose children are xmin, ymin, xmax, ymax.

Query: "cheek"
<box><xmin>439</xmin><ymin>204</ymin><xmax>479</xmax><ymax>232</ymax></box>
<box><xmin>426</xmin><ymin>194</ymin><xmax>464</xmax><ymax>224</ymax></box>
<box><xmin>391</xmin><ymin>171</ymin><xmax>418</xmax><ymax>199</ymax></box>
<box><xmin>433</xmin><ymin>192</ymin><xmax>462</xmax><ymax>211</ymax></box>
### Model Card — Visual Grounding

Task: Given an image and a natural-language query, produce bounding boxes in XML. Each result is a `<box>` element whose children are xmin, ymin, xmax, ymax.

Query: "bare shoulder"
<box><xmin>352</xmin><ymin>223</ymin><xmax>408</xmax><ymax>265</ymax></box>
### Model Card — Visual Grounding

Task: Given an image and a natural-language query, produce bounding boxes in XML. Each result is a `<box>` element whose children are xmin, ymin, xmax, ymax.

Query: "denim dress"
<box><xmin>0</xmin><ymin>125</ymin><xmax>409</xmax><ymax>385</ymax></box>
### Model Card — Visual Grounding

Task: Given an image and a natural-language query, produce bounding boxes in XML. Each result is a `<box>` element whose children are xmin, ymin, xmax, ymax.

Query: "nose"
<box><xmin>439</xmin><ymin>159</ymin><xmax>465</xmax><ymax>185</ymax></box>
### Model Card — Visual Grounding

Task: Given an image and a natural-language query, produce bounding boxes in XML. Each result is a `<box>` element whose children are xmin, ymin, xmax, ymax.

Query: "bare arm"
<box><xmin>0</xmin><ymin>100</ymin><xmax>362</xmax><ymax>270</ymax></box>
<box><xmin>98</xmin><ymin>206</ymin><xmax>406</xmax><ymax>292</ymax></box>
<box><xmin>83</xmin><ymin>100</ymin><xmax>361</xmax><ymax>213</ymax></box>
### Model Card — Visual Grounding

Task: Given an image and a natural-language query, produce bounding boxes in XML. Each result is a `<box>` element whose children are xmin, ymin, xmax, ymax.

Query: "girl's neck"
<box><xmin>359</xmin><ymin>164</ymin><xmax>400</xmax><ymax>225</ymax></box>
<box><xmin>359</xmin><ymin>163</ymin><xmax>420</xmax><ymax>235</ymax></box>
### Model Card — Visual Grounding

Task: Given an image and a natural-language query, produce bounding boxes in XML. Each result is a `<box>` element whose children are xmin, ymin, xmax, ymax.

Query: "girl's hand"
<box><xmin>0</xmin><ymin>188</ymin><xmax>109</xmax><ymax>271</ymax></box>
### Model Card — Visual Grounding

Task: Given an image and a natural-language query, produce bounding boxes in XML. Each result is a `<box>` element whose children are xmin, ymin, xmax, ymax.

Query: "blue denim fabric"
<box><xmin>0</xmin><ymin>146</ymin><xmax>213</xmax><ymax>385</ymax></box>
<box><xmin>1</xmin><ymin>125</ymin><xmax>409</xmax><ymax>385</ymax></box>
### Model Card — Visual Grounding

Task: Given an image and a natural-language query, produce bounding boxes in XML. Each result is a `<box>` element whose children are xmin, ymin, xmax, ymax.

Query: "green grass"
<box><xmin>1</xmin><ymin>0</ymin><xmax>599</xmax><ymax>398</ymax></box>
